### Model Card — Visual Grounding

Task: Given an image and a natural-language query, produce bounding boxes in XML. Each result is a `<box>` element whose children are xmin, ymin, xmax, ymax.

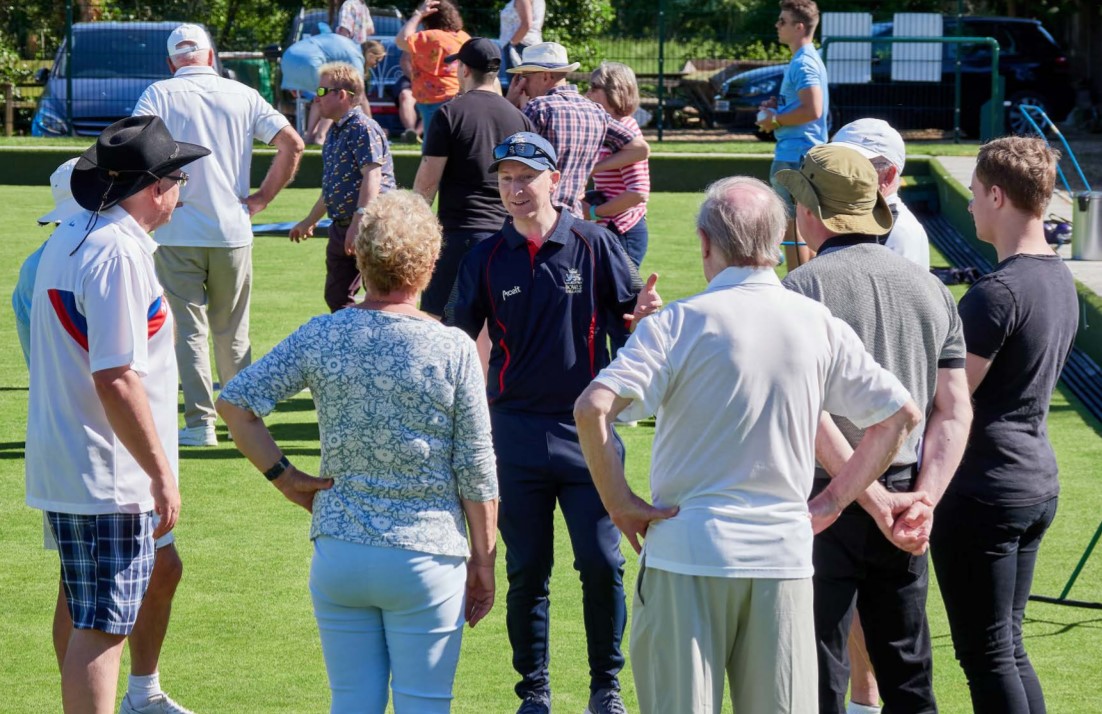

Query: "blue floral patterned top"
<box><xmin>220</xmin><ymin>308</ymin><xmax>497</xmax><ymax>557</ymax></box>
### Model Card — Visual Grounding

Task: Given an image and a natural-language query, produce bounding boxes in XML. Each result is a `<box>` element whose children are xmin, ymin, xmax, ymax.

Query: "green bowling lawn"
<box><xmin>2</xmin><ymin>187</ymin><xmax>1100</xmax><ymax>712</ymax></box>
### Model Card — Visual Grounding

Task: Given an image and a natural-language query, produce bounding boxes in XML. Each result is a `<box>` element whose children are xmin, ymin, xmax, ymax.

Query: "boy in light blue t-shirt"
<box><xmin>757</xmin><ymin>0</ymin><xmax>829</xmax><ymax>269</ymax></box>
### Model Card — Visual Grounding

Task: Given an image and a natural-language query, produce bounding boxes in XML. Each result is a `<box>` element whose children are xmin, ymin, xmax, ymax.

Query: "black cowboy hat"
<box><xmin>71</xmin><ymin>115</ymin><xmax>210</xmax><ymax>212</ymax></box>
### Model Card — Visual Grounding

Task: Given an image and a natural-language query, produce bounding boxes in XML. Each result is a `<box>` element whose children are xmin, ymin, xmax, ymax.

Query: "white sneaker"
<box><xmin>178</xmin><ymin>425</ymin><xmax>217</xmax><ymax>447</ymax></box>
<box><xmin>846</xmin><ymin>702</ymin><xmax>882</xmax><ymax>714</ymax></box>
<box><xmin>120</xmin><ymin>692</ymin><xmax>196</xmax><ymax>714</ymax></box>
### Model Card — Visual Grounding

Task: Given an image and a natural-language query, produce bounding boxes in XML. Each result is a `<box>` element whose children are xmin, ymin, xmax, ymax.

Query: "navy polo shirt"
<box><xmin>446</xmin><ymin>210</ymin><xmax>643</xmax><ymax>418</ymax></box>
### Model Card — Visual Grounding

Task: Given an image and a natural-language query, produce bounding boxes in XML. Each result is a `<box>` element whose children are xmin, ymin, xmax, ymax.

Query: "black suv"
<box><xmin>714</xmin><ymin>16</ymin><xmax>1075</xmax><ymax>138</ymax></box>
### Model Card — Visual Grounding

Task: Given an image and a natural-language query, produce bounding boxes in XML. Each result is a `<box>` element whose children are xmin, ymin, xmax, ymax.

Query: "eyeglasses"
<box><xmin>492</xmin><ymin>141</ymin><xmax>554</xmax><ymax>164</ymax></box>
<box><xmin>316</xmin><ymin>85</ymin><xmax>345</xmax><ymax>97</ymax></box>
<box><xmin>162</xmin><ymin>171</ymin><xmax>189</xmax><ymax>188</ymax></box>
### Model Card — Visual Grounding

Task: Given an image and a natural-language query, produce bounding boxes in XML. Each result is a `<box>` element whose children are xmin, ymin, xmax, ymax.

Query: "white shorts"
<box><xmin>44</xmin><ymin>512</ymin><xmax>175</xmax><ymax>551</ymax></box>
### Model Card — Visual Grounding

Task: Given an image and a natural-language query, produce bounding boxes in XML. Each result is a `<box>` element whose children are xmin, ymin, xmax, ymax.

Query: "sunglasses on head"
<box><xmin>316</xmin><ymin>85</ymin><xmax>345</xmax><ymax>97</ymax></box>
<box><xmin>493</xmin><ymin>141</ymin><xmax>553</xmax><ymax>163</ymax></box>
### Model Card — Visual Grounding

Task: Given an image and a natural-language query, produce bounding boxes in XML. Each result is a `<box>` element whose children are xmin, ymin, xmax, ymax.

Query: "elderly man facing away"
<box><xmin>575</xmin><ymin>176</ymin><xmax>923</xmax><ymax>714</ymax></box>
<box><xmin>134</xmin><ymin>23</ymin><xmax>304</xmax><ymax>448</ymax></box>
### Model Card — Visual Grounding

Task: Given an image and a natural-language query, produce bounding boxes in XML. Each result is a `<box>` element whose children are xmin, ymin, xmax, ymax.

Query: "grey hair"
<box><xmin>696</xmin><ymin>176</ymin><xmax>786</xmax><ymax>266</ymax></box>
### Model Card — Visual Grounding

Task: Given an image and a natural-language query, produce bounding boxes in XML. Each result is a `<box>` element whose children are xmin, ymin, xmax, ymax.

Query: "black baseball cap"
<box><xmin>445</xmin><ymin>37</ymin><xmax>502</xmax><ymax>73</ymax></box>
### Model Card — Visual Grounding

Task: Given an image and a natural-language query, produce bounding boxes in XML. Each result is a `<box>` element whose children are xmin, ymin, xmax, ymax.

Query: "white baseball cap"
<box><xmin>167</xmin><ymin>24</ymin><xmax>212</xmax><ymax>57</ymax></box>
<box><xmin>38</xmin><ymin>158</ymin><xmax>81</xmax><ymax>225</ymax></box>
<box><xmin>831</xmin><ymin>118</ymin><xmax>906</xmax><ymax>172</ymax></box>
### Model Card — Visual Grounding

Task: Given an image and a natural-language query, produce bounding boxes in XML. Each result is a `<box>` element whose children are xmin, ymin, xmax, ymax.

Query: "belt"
<box><xmin>879</xmin><ymin>463</ymin><xmax>917</xmax><ymax>493</ymax></box>
<box><xmin>813</xmin><ymin>463</ymin><xmax>917</xmax><ymax>493</ymax></box>
<box><xmin>333</xmin><ymin>217</ymin><xmax>352</xmax><ymax>228</ymax></box>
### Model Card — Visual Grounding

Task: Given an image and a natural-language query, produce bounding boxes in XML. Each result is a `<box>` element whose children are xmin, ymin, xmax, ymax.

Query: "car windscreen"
<box><xmin>58</xmin><ymin>27</ymin><xmax>173</xmax><ymax>80</ymax></box>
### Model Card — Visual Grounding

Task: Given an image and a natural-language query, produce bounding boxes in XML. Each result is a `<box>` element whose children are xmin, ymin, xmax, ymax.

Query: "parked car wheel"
<box><xmin>1007</xmin><ymin>90</ymin><xmax>1052</xmax><ymax>136</ymax></box>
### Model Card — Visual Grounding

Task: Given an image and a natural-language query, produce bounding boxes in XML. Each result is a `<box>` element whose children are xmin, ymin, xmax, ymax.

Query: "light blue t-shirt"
<box><xmin>775</xmin><ymin>44</ymin><xmax>829</xmax><ymax>163</ymax></box>
<box><xmin>12</xmin><ymin>242</ymin><xmax>46</xmax><ymax>367</ymax></box>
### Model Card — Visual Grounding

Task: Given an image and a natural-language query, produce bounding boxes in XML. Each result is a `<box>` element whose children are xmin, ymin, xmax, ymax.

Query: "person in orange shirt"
<box><xmin>397</xmin><ymin>0</ymin><xmax>470</xmax><ymax>135</ymax></box>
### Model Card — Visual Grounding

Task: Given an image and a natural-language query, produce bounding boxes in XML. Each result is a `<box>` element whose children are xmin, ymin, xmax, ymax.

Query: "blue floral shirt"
<box><xmin>219</xmin><ymin>309</ymin><xmax>497</xmax><ymax>557</ymax></box>
<box><xmin>321</xmin><ymin>107</ymin><xmax>397</xmax><ymax>222</ymax></box>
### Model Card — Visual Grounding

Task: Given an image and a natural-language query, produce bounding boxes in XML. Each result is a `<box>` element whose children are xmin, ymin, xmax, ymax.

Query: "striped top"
<box><xmin>591</xmin><ymin>115</ymin><xmax>649</xmax><ymax>234</ymax></box>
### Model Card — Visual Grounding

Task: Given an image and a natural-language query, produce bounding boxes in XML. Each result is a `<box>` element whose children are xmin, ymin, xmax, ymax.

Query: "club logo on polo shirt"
<box><xmin>502</xmin><ymin>285</ymin><xmax>522</xmax><ymax>301</ymax></box>
<box><xmin>563</xmin><ymin>268</ymin><xmax>583</xmax><ymax>294</ymax></box>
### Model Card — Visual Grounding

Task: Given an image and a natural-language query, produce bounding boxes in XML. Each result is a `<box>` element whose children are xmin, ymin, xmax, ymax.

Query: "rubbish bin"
<box><xmin>1072</xmin><ymin>191</ymin><xmax>1102</xmax><ymax>260</ymax></box>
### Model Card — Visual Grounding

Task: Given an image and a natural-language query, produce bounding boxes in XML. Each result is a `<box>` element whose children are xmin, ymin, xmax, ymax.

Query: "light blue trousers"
<box><xmin>309</xmin><ymin>537</ymin><xmax>467</xmax><ymax>713</ymax></box>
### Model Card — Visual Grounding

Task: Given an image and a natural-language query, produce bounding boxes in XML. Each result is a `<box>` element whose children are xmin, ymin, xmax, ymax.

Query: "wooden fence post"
<box><xmin>4</xmin><ymin>83</ymin><xmax>13</xmax><ymax>137</ymax></box>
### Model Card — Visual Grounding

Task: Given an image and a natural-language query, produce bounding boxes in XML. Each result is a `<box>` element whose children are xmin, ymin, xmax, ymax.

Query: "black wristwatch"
<box><xmin>263</xmin><ymin>455</ymin><xmax>291</xmax><ymax>481</ymax></box>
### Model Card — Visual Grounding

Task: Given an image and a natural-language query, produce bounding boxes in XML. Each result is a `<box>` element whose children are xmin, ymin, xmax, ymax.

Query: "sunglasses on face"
<box><xmin>316</xmin><ymin>85</ymin><xmax>345</xmax><ymax>97</ymax></box>
<box><xmin>153</xmin><ymin>171</ymin><xmax>189</xmax><ymax>188</ymax></box>
<box><xmin>493</xmin><ymin>141</ymin><xmax>553</xmax><ymax>163</ymax></box>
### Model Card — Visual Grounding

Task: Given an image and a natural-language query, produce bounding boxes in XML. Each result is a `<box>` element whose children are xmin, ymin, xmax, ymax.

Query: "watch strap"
<box><xmin>264</xmin><ymin>455</ymin><xmax>291</xmax><ymax>481</ymax></box>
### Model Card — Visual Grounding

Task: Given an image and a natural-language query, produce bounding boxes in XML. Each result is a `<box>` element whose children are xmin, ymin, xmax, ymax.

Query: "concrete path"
<box><xmin>933</xmin><ymin>156</ymin><xmax>1102</xmax><ymax>297</ymax></box>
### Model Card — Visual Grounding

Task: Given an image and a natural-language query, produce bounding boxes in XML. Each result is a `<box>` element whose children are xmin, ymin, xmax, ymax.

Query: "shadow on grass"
<box><xmin>181</xmin><ymin>444</ymin><xmax>322</xmax><ymax>460</ymax></box>
<box><xmin>0</xmin><ymin>441</ymin><xmax>25</xmax><ymax>459</ymax></box>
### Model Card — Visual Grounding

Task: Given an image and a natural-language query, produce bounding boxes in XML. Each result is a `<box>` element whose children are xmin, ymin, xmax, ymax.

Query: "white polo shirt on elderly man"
<box><xmin>25</xmin><ymin>206</ymin><xmax>179</xmax><ymax>515</ymax></box>
<box><xmin>593</xmin><ymin>266</ymin><xmax>911</xmax><ymax>579</ymax></box>
<box><xmin>133</xmin><ymin>65</ymin><xmax>289</xmax><ymax>248</ymax></box>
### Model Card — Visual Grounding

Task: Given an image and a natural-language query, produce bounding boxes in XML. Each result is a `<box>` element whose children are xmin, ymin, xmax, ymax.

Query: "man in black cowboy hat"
<box><xmin>25</xmin><ymin>115</ymin><xmax>208</xmax><ymax>714</ymax></box>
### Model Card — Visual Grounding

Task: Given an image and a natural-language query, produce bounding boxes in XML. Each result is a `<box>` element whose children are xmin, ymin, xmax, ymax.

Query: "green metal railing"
<box><xmin>821</xmin><ymin>36</ymin><xmax>1001</xmax><ymax>143</ymax></box>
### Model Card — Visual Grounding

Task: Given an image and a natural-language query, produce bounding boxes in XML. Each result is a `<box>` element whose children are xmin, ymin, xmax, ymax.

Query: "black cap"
<box><xmin>444</xmin><ymin>37</ymin><xmax>501</xmax><ymax>73</ymax></box>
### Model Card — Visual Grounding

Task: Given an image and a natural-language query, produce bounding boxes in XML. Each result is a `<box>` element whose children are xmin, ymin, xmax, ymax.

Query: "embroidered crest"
<box><xmin>563</xmin><ymin>267</ymin><xmax>583</xmax><ymax>294</ymax></box>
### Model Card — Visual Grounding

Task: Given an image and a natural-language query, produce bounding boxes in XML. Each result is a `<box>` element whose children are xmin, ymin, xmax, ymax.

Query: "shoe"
<box><xmin>178</xmin><ymin>425</ymin><xmax>217</xmax><ymax>447</ymax></box>
<box><xmin>517</xmin><ymin>690</ymin><xmax>551</xmax><ymax>714</ymax></box>
<box><xmin>120</xmin><ymin>692</ymin><xmax>196</xmax><ymax>714</ymax></box>
<box><xmin>401</xmin><ymin>128</ymin><xmax>420</xmax><ymax>144</ymax></box>
<box><xmin>586</xmin><ymin>688</ymin><xmax>627</xmax><ymax>714</ymax></box>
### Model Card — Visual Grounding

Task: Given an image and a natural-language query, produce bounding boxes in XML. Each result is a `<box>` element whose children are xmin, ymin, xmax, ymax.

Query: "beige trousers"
<box><xmin>630</xmin><ymin>565</ymin><xmax>818</xmax><ymax>714</ymax></box>
<box><xmin>155</xmin><ymin>245</ymin><xmax>252</xmax><ymax>429</ymax></box>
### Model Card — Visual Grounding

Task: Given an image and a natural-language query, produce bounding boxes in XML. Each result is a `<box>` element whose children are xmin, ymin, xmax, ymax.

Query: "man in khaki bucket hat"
<box><xmin>780</xmin><ymin>141</ymin><xmax>972</xmax><ymax>714</ymax></box>
<box><xmin>775</xmin><ymin>143</ymin><xmax>894</xmax><ymax>238</ymax></box>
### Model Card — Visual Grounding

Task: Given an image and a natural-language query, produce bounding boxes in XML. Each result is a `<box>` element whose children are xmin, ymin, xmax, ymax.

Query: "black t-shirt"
<box><xmin>951</xmin><ymin>253</ymin><xmax>1078</xmax><ymax>506</ymax></box>
<box><xmin>423</xmin><ymin>89</ymin><xmax>532</xmax><ymax>232</ymax></box>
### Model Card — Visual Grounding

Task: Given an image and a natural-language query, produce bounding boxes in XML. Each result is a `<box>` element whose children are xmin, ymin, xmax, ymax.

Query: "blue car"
<box><xmin>33</xmin><ymin>22</ymin><xmax>229</xmax><ymax>137</ymax></box>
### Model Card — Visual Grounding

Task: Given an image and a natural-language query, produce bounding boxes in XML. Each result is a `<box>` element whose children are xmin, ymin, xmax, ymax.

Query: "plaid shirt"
<box><xmin>322</xmin><ymin>107</ymin><xmax>396</xmax><ymax>222</ymax></box>
<box><xmin>524</xmin><ymin>85</ymin><xmax>635</xmax><ymax>216</ymax></box>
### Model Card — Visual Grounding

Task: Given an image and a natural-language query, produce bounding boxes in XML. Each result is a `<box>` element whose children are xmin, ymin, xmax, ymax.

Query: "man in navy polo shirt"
<box><xmin>446</xmin><ymin>132</ymin><xmax>661</xmax><ymax>714</ymax></box>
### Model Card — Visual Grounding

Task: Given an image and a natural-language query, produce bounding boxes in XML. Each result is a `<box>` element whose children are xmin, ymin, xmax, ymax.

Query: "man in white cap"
<box><xmin>505</xmin><ymin>41</ymin><xmax>649</xmax><ymax>217</ymax></box>
<box><xmin>26</xmin><ymin>115</ymin><xmax>207</xmax><ymax>714</ymax></box>
<box><xmin>832</xmin><ymin>117</ymin><xmax>931</xmax><ymax>270</ymax></box>
<box><xmin>13</xmin><ymin>158</ymin><xmax>196</xmax><ymax>714</ymax></box>
<box><xmin>134</xmin><ymin>23</ymin><xmax>304</xmax><ymax>447</ymax></box>
<box><xmin>779</xmin><ymin>144</ymin><xmax>972</xmax><ymax>714</ymax></box>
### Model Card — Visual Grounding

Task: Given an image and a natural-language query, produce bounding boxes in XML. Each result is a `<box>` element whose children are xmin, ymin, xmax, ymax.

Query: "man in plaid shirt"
<box><xmin>507</xmin><ymin>42</ymin><xmax>649</xmax><ymax>216</ymax></box>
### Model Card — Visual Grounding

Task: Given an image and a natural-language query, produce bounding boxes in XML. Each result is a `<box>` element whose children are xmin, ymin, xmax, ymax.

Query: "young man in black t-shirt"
<box><xmin>412</xmin><ymin>37</ymin><xmax>532</xmax><ymax>318</ymax></box>
<box><xmin>930</xmin><ymin>136</ymin><xmax>1078</xmax><ymax>714</ymax></box>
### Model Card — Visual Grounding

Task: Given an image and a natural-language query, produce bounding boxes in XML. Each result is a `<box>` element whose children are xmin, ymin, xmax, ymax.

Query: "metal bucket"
<box><xmin>1073</xmin><ymin>191</ymin><xmax>1102</xmax><ymax>260</ymax></box>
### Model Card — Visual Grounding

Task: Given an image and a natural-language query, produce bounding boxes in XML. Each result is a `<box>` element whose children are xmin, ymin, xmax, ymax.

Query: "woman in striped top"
<box><xmin>584</xmin><ymin>62</ymin><xmax>651</xmax><ymax>269</ymax></box>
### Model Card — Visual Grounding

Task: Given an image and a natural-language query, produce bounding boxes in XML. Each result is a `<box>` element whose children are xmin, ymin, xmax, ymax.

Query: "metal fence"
<box><xmin>0</xmin><ymin>3</ymin><xmax>1028</xmax><ymax>140</ymax></box>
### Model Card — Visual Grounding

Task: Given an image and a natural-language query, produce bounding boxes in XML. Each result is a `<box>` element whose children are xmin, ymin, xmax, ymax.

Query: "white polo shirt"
<box><xmin>885</xmin><ymin>193</ymin><xmax>931</xmax><ymax>270</ymax></box>
<box><xmin>593</xmin><ymin>266</ymin><xmax>911</xmax><ymax>579</ymax></box>
<box><xmin>26</xmin><ymin>206</ymin><xmax>179</xmax><ymax>515</ymax></box>
<box><xmin>133</xmin><ymin>65</ymin><xmax>290</xmax><ymax>249</ymax></box>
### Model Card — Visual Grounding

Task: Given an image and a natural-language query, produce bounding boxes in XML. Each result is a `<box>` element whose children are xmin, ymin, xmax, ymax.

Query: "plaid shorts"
<box><xmin>46</xmin><ymin>512</ymin><xmax>155</xmax><ymax>635</ymax></box>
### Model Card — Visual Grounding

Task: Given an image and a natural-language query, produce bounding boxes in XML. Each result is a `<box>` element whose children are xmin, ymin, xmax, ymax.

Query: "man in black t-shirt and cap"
<box><xmin>413</xmin><ymin>36</ymin><xmax>532</xmax><ymax>320</ymax></box>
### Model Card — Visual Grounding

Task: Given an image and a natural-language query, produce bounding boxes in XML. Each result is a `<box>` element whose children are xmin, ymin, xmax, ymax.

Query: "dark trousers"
<box><xmin>324</xmin><ymin>221</ymin><xmax>361</xmax><ymax>312</ymax></box>
<box><xmin>491</xmin><ymin>410</ymin><xmax>626</xmax><ymax>699</ymax></box>
<box><xmin>421</xmin><ymin>228</ymin><xmax>495</xmax><ymax>317</ymax></box>
<box><xmin>930</xmin><ymin>493</ymin><xmax>1058</xmax><ymax>714</ymax></box>
<box><xmin>811</xmin><ymin>477</ymin><xmax>937</xmax><ymax>714</ymax></box>
<box><xmin>607</xmin><ymin>218</ymin><xmax>648</xmax><ymax>357</ymax></box>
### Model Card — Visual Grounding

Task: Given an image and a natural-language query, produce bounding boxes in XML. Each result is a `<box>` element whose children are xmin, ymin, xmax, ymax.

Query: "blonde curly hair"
<box><xmin>354</xmin><ymin>190</ymin><xmax>442</xmax><ymax>294</ymax></box>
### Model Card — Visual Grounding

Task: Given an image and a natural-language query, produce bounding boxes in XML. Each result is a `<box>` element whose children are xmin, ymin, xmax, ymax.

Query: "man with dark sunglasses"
<box><xmin>290</xmin><ymin>61</ymin><xmax>396</xmax><ymax>312</ymax></box>
<box><xmin>446</xmin><ymin>132</ymin><xmax>661</xmax><ymax>714</ymax></box>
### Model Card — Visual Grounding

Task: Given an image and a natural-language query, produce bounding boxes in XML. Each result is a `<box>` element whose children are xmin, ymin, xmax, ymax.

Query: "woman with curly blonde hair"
<box><xmin>218</xmin><ymin>190</ymin><xmax>498</xmax><ymax>713</ymax></box>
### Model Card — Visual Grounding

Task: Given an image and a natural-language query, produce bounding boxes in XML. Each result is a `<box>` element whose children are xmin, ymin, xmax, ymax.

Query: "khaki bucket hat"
<box><xmin>775</xmin><ymin>144</ymin><xmax>893</xmax><ymax>236</ymax></box>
